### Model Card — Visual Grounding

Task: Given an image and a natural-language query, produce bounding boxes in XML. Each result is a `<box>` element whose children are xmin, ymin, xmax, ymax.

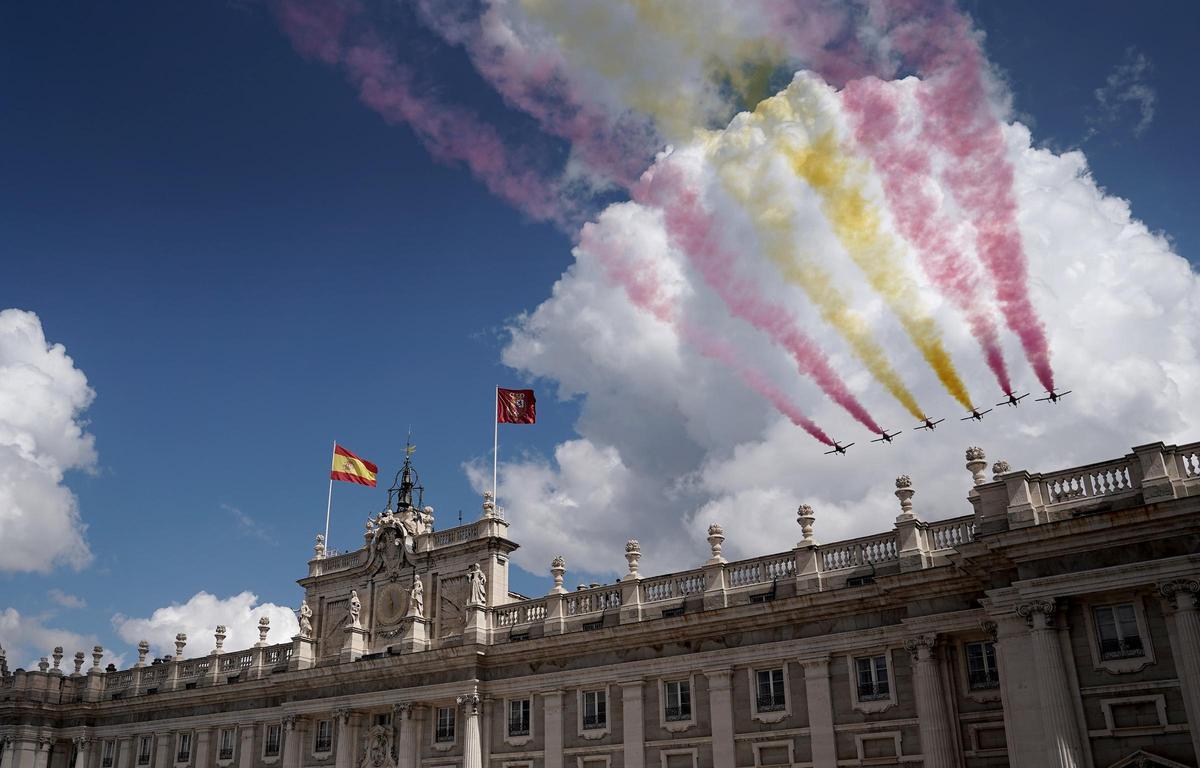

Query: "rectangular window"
<box><xmin>137</xmin><ymin>737</ymin><xmax>153</xmax><ymax>766</ymax></box>
<box><xmin>507</xmin><ymin>699</ymin><xmax>531</xmax><ymax>737</ymax></box>
<box><xmin>1094</xmin><ymin>604</ymin><xmax>1145</xmax><ymax>660</ymax></box>
<box><xmin>314</xmin><ymin>720</ymin><xmax>332</xmax><ymax>753</ymax></box>
<box><xmin>176</xmin><ymin>733</ymin><xmax>192</xmax><ymax>763</ymax></box>
<box><xmin>101</xmin><ymin>741</ymin><xmax>115</xmax><ymax>768</ymax></box>
<box><xmin>756</xmin><ymin>668</ymin><xmax>786</xmax><ymax>711</ymax></box>
<box><xmin>582</xmin><ymin>689</ymin><xmax>607</xmax><ymax>730</ymax></box>
<box><xmin>965</xmin><ymin>642</ymin><xmax>1000</xmax><ymax>689</ymax></box>
<box><xmin>435</xmin><ymin>706</ymin><xmax>456</xmax><ymax>743</ymax></box>
<box><xmin>264</xmin><ymin>725</ymin><xmax>282</xmax><ymax>758</ymax></box>
<box><xmin>664</xmin><ymin>679</ymin><xmax>692</xmax><ymax>721</ymax></box>
<box><xmin>218</xmin><ymin>729</ymin><xmax>235</xmax><ymax>761</ymax></box>
<box><xmin>855</xmin><ymin>655</ymin><xmax>890</xmax><ymax>701</ymax></box>
<box><xmin>374</xmin><ymin>713</ymin><xmax>392</xmax><ymax>727</ymax></box>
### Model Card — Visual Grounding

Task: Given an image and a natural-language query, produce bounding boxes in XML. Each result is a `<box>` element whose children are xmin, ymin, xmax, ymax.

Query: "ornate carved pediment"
<box><xmin>358</xmin><ymin>725</ymin><xmax>396</xmax><ymax>768</ymax></box>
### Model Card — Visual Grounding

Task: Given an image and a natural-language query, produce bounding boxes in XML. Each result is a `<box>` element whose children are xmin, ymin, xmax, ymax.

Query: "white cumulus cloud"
<box><xmin>0</xmin><ymin>309</ymin><xmax>97</xmax><ymax>573</ymax></box>
<box><xmin>491</xmin><ymin>76</ymin><xmax>1200</xmax><ymax>584</ymax></box>
<box><xmin>0</xmin><ymin>607</ymin><xmax>121</xmax><ymax>671</ymax></box>
<box><xmin>112</xmin><ymin>591</ymin><xmax>299</xmax><ymax>660</ymax></box>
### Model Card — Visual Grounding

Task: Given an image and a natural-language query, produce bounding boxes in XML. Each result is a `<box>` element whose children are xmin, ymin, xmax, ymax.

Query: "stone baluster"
<box><xmin>1160</xmin><ymin>580</ymin><xmax>1200</xmax><ymax>760</ymax></box>
<box><xmin>706</xmin><ymin>669</ymin><xmax>735</xmax><ymax>768</ymax></box>
<box><xmin>620</xmin><ymin>681</ymin><xmax>645</xmax><ymax>768</ymax></box>
<box><xmin>1016</xmin><ymin>600</ymin><xmax>1084</xmax><ymax>768</ymax></box>
<box><xmin>904</xmin><ymin>636</ymin><xmax>957</xmax><ymax>768</ymax></box>
<box><xmin>457</xmin><ymin>694</ymin><xmax>482</xmax><ymax>768</ymax></box>
<box><xmin>800</xmin><ymin>658</ymin><xmax>837</xmax><ymax>768</ymax></box>
<box><xmin>541</xmin><ymin>690</ymin><xmax>562</xmax><ymax>768</ymax></box>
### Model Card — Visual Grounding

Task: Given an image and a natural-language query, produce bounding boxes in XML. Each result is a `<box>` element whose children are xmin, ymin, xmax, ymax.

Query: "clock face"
<box><xmin>376</xmin><ymin>584</ymin><xmax>406</xmax><ymax>626</ymax></box>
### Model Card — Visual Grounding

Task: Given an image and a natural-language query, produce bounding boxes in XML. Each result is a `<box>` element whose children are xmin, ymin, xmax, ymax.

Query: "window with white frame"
<box><xmin>137</xmin><ymin>736</ymin><xmax>153</xmax><ymax>766</ymax></box>
<box><xmin>507</xmin><ymin>699</ymin><xmax>531</xmax><ymax>737</ymax></box>
<box><xmin>1094</xmin><ymin>604</ymin><xmax>1145</xmax><ymax>660</ymax></box>
<box><xmin>855</xmin><ymin>655</ymin><xmax>890</xmax><ymax>701</ymax></box>
<box><xmin>314</xmin><ymin>720</ymin><xmax>332</xmax><ymax>753</ymax></box>
<box><xmin>176</xmin><ymin>733</ymin><xmax>192</xmax><ymax>763</ymax></box>
<box><xmin>664</xmin><ymin>679</ymin><xmax>692</xmax><ymax>721</ymax></box>
<box><xmin>218</xmin><ymin>729</ymin><xmax>235</xmax><ymax>761</ymax></box>
<box><xmin>582</xmin><ymin>689</ymin><xmax>607</xmax><ymax>730</ymax></box>
<box><xmin>101</xmin><ymin>741</ymin><xmax>115</xmax><ymax>768</ymax></box>
<box><xmin>755</xmin><ymin>669</ymin><xmax>786</xmax><ymax>712</ymax></box>
<box><xmin>263</xmin><ymin>725</ymin><xmax>282</xmax><ymax>758</ymax></box>
<box><xmin>965</xmin><ymin>641</ymin><xmax>1000</xmax><ymax>689</ymax></box>
<box><xmin>435</xmin><ymin>706</ymin><xmax>456</xmax><ymax>743</ymax></box>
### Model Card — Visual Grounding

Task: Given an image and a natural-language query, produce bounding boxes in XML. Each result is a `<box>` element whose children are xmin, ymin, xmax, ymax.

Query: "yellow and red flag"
<box><xmin>330</xmin><ymin>444</ymin><xmax>378</xmax><ymax>487</ymax></box>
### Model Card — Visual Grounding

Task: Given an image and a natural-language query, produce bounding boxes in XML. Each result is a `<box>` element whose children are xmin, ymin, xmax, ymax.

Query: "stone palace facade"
<box><xmin>3</xmin><ymin>440</ymin><xmax>1200</xmax><ymax>768</ymax></box>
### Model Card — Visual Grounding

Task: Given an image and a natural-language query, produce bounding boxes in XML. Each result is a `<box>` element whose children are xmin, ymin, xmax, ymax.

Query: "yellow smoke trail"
<box><xmin>709</xmin><ymin>134</ymin><xmax>927</xmax><ymax>420</ymax></box>
<box><xmin>783</xmin><ymin>131</ymin><xmax>973</xmax><ymax>410</ymax></box>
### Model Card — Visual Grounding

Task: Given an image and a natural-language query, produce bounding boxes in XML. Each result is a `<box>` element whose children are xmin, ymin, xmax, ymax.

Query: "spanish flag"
<box><xmin>330</xmin><ymin>444</ymin><xmax>378</xmax><ymax>487</ymax></box>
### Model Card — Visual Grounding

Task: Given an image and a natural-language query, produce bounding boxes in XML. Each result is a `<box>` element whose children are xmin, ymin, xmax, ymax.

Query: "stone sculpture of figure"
<box><xmin>298</xmin><ymin>600</ymin><xmax>313</xmax><ymax>639</ymax></box>
<box><xmin>419</xmin><ymin>506</ymin><xmax>434</xmax><ymax>534</ymax></box>
<box><xmin>349</xmin><ymin>590</ymin><xmax>362</xmax><ymax>628</ymax></box>
<box><xmin>408</xmin><ymin>578</ymin><xmax>424</xmax><ymax>618</ymax></box>
<box><xmin>467</xmin><ymin>563</ymin><xmax>487</xmax><ymax>607</ymax></box>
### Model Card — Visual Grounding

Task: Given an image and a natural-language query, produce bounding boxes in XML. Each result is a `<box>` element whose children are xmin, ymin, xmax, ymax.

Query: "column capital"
<box><xmin>72</xmin><ymin>737</ymin><xmax>93</xmax><ymax>749</ymax></box>
<box><xmin>393</xmin><ymin>702</ymin><xmax>414</xmax><ymax>720</ymax></box>
<box><xmin>903</xmin><ymin>634</ymin><xmax>938</xmax><ymax>662</ymax></box>
<box><xmin>979</xmin><ymin>620</ymin><xmax>998</xmax><ymax>642</ymax></box>
<box><xmin>456</xmin><ymin>693</ymin><xmax>480</xmax><ymax>715</ymax></box>
<box><xmin>798</xmin><ymin>656</ymin><xmax>830</xmax><ymax>675</ymax></box>
<box><xmin>282</xmin><ymin>714</ymin><xmax>298</xmax><ymax>732</ymax></box>
<box><xmin>703</xmin><ymin>668</ymin><xmax>734</xmax><ymax>689</ymax></box>
<box><xmin>1016</xmin><ymin>598</ymin><xmax>1057</xmax><ymax>629</ymax></box>
<box><xmin>1160</xmin><ymin>579</ymin><xmax>1200</xmax><ymax>610</ymax></box>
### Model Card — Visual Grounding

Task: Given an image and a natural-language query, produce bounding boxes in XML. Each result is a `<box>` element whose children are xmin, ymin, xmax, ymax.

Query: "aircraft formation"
<box><xmin>824</xmin><ymin>388</ymin><xmax>1071</xmax><ymax>455</ymax></box>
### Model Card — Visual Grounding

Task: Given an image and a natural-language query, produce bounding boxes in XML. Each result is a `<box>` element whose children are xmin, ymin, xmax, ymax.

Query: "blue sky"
<box><xmin>1</xmin><ymin>1</ymin><xmax>1196</xmax><ymax>663</ymax></box>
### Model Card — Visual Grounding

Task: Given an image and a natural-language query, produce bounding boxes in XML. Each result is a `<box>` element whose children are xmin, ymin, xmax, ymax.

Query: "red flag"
<box><xmin>497</xmin><ymin>388</ymin><xmax>536</xmax><ymax>424</ymax></box>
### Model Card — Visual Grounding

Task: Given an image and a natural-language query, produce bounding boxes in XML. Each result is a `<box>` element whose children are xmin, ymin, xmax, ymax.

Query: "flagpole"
<box><xmin>492</xmin><ymin>386</ymin><xmax>499</xmax><ymax>511</ymax></box>
<box><xmin>323</xmin><ymin>440</ymin><xmax>335</xmax><ymax>555</ymax></box>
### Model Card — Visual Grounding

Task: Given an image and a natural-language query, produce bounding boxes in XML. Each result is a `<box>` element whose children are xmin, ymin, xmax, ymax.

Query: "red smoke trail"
<box><xmin>635</xmin><ymin>163</ymin><xmax>883</xmax><ymax>435</ymax></box>
<box><xmin>579</xmin><ymin>221</ymin><xmax>833</xmax><ymax>446</ymax></box>
<box><xmin>273</xmin><ymin>0</ymin><xmax>576</xmax><ymax>230</ymax></box>
<box><xmin>412</xmin><ymin>0</ymin><xmax>659</xmax><ymax>192</ymax></box>
<box><xmin>881</xmin><ymin>0</ymin><xmax>1056</xmax><ymax>391</ymax></box>
<box><xmin>842</xmin><ymin>78</ymin><xmax>1012</xmax><ymax>393</ymax></box>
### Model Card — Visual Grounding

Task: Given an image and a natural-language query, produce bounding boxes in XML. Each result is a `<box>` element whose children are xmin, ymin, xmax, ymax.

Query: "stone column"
<box><xmin>1160</xmin><ymin>580</ymin><xmax>1200</xmax><ymax>761</ymax></box>
<box><xmin>193</xmin><ymin>731</ymin><xmax>210</xmax><ymax>768</ymax></box>
<box><xmin>153</xmin><ymin>735</ymin><xmax>171</xmax><ymax>768</ymax></box>
<box><xmin>280</xmin><ymin>717</ymin><xmax>301</xmax><ymax>768</ymax></box>
<box><xmin>801</xmin><ymin>658</ymin><xmax>837</xmax><ymax>768</ymax></box>
<box><xmin>333</xmin><ymin>711</ymin><xmax>354</xmax><ymax>768</ymax></box>
<box><xmin>394</xmin><ymin>705</ymin><xmax>417</xmax><ymax>768</ymax></box>
<box><xmin>457</xmin><ymin>695</ymin><xmax>482</xmax><ymax>768</ymax></box>
<box><xmin>904</xmin><ymin>636</ymin><xmax>957</xmax><ymax>768</ymax></box>
<box><xmin>236</xmin><ymin>728</ymin><xmax>254</xmax><ymax>768</ymax></box>
<box><xmin>115</xmin><ymin>739</ymin><xmax>132</xmax><ymax>768</ymax></box>
<box><xmin>1016</xmin><ymin>601</ymin><xmax>1083</xmax><ymax>768</ymax></box>
<box><xmin>32</xmin><ymin>738</ymin><xmax>51</xmax><ymax>768</ymax></box>
<box><xmin>620</xmin><ymin>681</ymin><xmax>645</xmax><ymax>768</ymax></box>
<box><xmin>706</xmin><ymin>669</ymin><xmax>735</xmax><ymax>768</ymax></box>
<box><xmin>72</xmin><ymin>738</ymin><xmax>91</xmax><ymax>768</ymax></box>
<box><xmin>542</xmin><ymin>691</ymin><xmax>563</xmax><ymax>768</ymax></box>
<box><xmin>2</xmin><ymin>736</ymin><xmax>15</xmax><ymax>768</ymax></box>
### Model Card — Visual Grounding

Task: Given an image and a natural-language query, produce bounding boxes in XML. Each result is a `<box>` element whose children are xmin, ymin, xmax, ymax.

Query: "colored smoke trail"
<box><xmin>579</xmin><ymin>221</ymin><xmax>833</xmax><ymax>446</ymax></box>
<box><xmin>884</xmin><ymin>1</ymin><xmax>1055</xmax><ymax>391</ymax></box>
<box><xmin>710</xmin><ymin>94</ymin><xmax>927</xmax><ymax>421</ymax></box>
<box><xmin>842</xmin><ymin>77</ymin><xmax>1012</xmax><ymax>394</ymax></box>
<box><xmin>635</xmin><ymin>163</ymin><xmax>883</xmax><ymax>434</ymax></box>
<box><xmin>273</xmin><ymin>0</ymin><xmax>577</xmax><ymax>230</ymax></box>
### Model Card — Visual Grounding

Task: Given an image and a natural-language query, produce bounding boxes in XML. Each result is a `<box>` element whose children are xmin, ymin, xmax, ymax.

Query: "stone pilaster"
<box><xmin>72</xmin><ymin>738</ymin><xmax>91</xmax><ymax>768</ymax></box>
<box><xmin>1160</xmin><ymin>579</ymin><xmax>1200</xmax><ymax>761</ymax></box>
<box><xmin>333</xmin><ymin>711</ymin><xmax>354</xmax><ymax>768</ymax></box>
<box><xmin>193</xmin><ymin>730</ymin><xmax>210</xmax><ymax>768</ymax></box>
<box><xmin>620</xmin><ymin>681</ymin><xmax>645</xmax><ymax>768</ymax></box>
<box><xmin>705</xmin><ymin>669</ymin><xmax>735</xmax><ymax>768</ymax></box>
<box><xmin>904</xmin><ymin>636</ymin><xmax>957</xmax><ymax>768</ymax></box>
<box><xmin>541</xmin><ymin>690</ymin><xmax>563</xmax><ymax>768</ymax></box>
<box><xmin>114</xmin><ymin>739</ymin><xmax>131</xmax><ymax>768</ymax></box>
<box><xmin>236</xmin><ymin>728</ymin><xmax>254</xmax><ymax>768</ymax></box>
<box><xmin>33</xmin><ymin>737</ymin><xmax>51</xmax><ymax>768</ymax></box>
<box><xmin>457</xmin><ymin>695</ymin><xmax>482</xmax><ymax>768</ymax></box>
<box><xmin>394</xmin><ymin>704</ymin><xmax>417</xmax><ymax>768</ymax></box>
<box><xmin>153</xmin><ymin>735</ymin><xmax>171</xmax><ymax>768</ymax></box>
<box><xmin>800</xmin><ymin>658</ymin><xmax>837</xmax><ymax>768</ymax></box>
<box><xmin>1016</xmin><ymin>600</ymin><xmax>1084</xmax><ymax>768</ymax></box>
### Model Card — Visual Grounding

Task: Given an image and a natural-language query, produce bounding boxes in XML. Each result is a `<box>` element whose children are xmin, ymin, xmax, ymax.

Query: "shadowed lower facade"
<box><xmin>2</xmin><ymin>441</ymin><xmax>1200</xmax><ymax>768</ymax></box>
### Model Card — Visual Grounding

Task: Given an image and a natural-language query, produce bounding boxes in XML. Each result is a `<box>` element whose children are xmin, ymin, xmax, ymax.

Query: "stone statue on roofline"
<box><xmin>467</xmin><ymin>563</ymin><xmax>487</xmax><ymax>607</ymax></box>
<box><xmin>298</xmin><ymin>600</ymin><xmax>313</xmax><ymax>639</ymax></box>
<box><xmin>348</xmin><ymin>590</ymin><xmax>362</xmax><ymax>629</ymax></box>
